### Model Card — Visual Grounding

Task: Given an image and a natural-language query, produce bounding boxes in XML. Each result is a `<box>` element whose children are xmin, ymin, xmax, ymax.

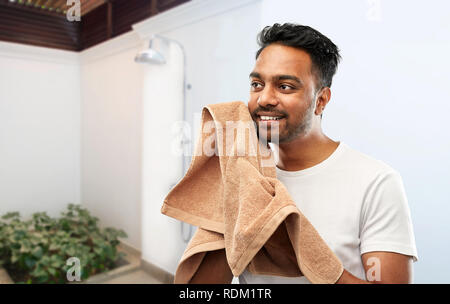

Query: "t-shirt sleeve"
<box><xmin>359</xmin><ymin>170</ymin><xmax>418</xmax><ymax>262</ymax></box>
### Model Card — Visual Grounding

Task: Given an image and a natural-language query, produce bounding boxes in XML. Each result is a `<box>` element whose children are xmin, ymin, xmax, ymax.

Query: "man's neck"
<box><xmin>275</xmin><ymin>132</ymin><xmax>340</xmax><ymax>172</ymax></box>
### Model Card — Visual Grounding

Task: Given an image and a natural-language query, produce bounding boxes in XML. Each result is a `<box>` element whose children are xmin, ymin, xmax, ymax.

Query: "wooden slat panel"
<box><xmin>158</xmin><ymin>0</ymin><xmax>189</xmax><ymax>12</ymax></box>
<box><xmin>1</xmin><ymin>3</ymin><xmax>79</xmax><ymax>37</ymax></box>
<box><xmin>41</xmin><ymin>0</ymin><xmax>53</xmax><ymax>9</ymax></box>
<box><xmin>112</xmin><ymin>0</ymin><xmax>152</xmax><ymax>37</ymax></box>
<box><xmin>0</xmin><ymin>0</ymin><xmax>66</xmax><ymax>18</ymax></box>
<box><xmin>0</xmin><ymin>34</ymin><xmax>78</xmax><ymax>51</ymax></box>
<box><xmin>53</xmin><ymin>0</ymin><xmax>67</xmax><ymax>10</ymax></box>
<box><xmin>106</xmin><ymin>1</ymin><xmax>112</xmax><ymax>38</ymax></box>
<box><xmin>0</xmin><ymin>3</ymin><xmax>80</xmax><ymax>50</ymax></box>
<box><xmin>0</xmin><ymin>0</ymin><xmax>191</xmax><ymax>51</ymax></box>
<box><xmin>0</xmin><ymin>0</ymin><xmax>106</xmax><ymax>16</ymax></box>
<box><xmin>80</xmin><ymin>3</ymin><xmax>107</xmax><ymax>50</ymax></box>
<box><xmin>81</xmin><ymin>0</ymin><xmax>106</xmax><ymax>16</ymax></box>
<box><xmin>2</xmin><ymin>16</ymin><xmax>79</xmax><ymax>45</ymax></box>
<box><xmin>0</xmin><ymin>10</ymin><xmax>78</xmax><ymax>33</ymax></box>
<box><xmin>151</xmin><ymin>0</ymin><xmax>158</xmax><ymax>15</ymax></box>
<box><xmin>0</xmin><ymin>27</ymin><xmax>75</xmax><ymax>47</ymax></box>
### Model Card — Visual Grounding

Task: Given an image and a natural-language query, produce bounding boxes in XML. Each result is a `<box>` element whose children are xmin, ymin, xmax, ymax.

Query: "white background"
<box><xmin>260</xmin><ymin>0</ymin><xmax>450</xmax><ymax>283</ymax></box>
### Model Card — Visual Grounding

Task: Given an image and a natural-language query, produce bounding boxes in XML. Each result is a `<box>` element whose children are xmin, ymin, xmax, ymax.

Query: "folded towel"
<box><xmin>161</xmin><ymin>101</ymin><xmax>343</xmax><ymax>284</ymax></box>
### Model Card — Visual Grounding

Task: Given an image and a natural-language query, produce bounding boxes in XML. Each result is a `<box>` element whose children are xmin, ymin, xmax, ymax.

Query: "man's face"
<box><xmin>248</xmin><ymin>43</ymin><xmax>319</xmax><ymax>144</ymax></box>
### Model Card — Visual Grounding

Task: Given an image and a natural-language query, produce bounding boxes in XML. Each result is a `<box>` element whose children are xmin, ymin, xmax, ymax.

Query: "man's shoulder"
<box><xmin>339</xmin><ymin>143</ymin><xmax>400</xmax><ymax>178</ymax></box>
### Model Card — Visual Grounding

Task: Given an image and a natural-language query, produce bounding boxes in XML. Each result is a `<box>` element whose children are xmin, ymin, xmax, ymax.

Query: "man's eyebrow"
<box><xmin>249</xmin><ymin>71</ymin><xmax>261</xmax><ymax>79</ymax></box>
<box><xmin>249</xmin><ymin>72</ymin><xmax>302</xmax><ymax>85</ymax></box>
<box><xmin>277</xmin><ymin>75</ymin><xmax>302</xmax><ymax>85</ymax></box>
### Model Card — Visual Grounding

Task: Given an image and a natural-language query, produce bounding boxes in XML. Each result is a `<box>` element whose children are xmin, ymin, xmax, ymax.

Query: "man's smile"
<box><xmin>253</xmin><ymin>110</ymin><xmax>287</xmax><ymax>124</ymax></box>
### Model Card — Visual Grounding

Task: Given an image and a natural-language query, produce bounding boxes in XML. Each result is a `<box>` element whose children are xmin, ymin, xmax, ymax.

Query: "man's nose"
<box><xmin>257</xmin><ymin>86</ymin><xmax>279</xmax><ymax>108</ymax></box>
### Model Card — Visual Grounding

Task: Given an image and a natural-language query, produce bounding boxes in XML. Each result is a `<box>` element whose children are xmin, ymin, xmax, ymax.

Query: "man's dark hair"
<box><xmin>256</xmin><ymin>23</ymin><xmax>341</xmax><ymax>90</ymax></box>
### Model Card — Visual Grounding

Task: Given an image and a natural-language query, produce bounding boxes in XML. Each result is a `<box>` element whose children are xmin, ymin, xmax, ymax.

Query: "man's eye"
<box><xmin>251</xmin><ymin>82</ymin><xmax>262</xmax><ymax>89</ymax></box>
<box><xmin>280</xmin><ymin>84</ymin><xmax>294</xmax><ymax>90</ymax></box>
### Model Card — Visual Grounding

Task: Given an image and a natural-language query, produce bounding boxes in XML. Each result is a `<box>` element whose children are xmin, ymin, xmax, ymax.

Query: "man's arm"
<box><xmin>336</xmin><ymin>251</ymin><xmax>414</xmax><ymax>284</ymax></box>
<box><xmin>189</xmin><ymin>249</ymin><xmax>234</xmax><ymax>284</ymax></box>
<box><xmin>188</xmin><ymin>249</ymin><xmax>413</xmax><ymax>284</ymax></box>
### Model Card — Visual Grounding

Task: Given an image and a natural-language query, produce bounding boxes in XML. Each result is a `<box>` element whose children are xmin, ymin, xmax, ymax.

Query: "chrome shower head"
<box><xmin>134</xmin><ymin>39</ymin><xmax>166</xmax><ymax>64</ymax></box>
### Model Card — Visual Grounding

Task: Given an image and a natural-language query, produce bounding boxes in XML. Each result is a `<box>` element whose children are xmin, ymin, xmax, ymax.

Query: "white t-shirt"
<box><xmin>238</xmin><ymin>141</ymin><xmax>418</xmax><ymax>284</ymax></box>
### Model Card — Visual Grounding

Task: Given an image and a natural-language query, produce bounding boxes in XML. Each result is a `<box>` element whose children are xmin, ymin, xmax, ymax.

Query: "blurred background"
<box><xmin>0</xmin><ymin>0</ymin><xmax>449</xmax><ymax>284</ymax></box>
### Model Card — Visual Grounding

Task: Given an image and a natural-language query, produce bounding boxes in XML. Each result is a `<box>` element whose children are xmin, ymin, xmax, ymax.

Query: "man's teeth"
<box><xmin>260</xmin><ymin>116</ymin><xmax>283</xmax><ymax>120</ymax></box>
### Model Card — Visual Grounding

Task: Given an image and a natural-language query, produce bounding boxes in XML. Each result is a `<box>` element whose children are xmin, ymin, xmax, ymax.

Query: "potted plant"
<box><xmin>0</xmin><ymin>204</ymin><xmax>128</xmax><ymax>284</ymax></box>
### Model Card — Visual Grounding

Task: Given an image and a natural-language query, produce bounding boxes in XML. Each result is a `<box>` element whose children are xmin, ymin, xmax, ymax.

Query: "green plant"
<box><xmin>0</xmin><ymin>204</ymin><xmax>127</xmax><ymax>284</ymax></box>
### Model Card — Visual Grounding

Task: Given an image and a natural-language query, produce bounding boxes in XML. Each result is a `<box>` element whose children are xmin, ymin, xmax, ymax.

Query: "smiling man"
<box><xmin>241</xmin><ymin>23</ymin><xmax>418</xmax><ymax>284</ymax></box>
<box><xmin>189</xmin><ymin>23</ymin><xmax>418</xmax><ymax>285</ymax></box>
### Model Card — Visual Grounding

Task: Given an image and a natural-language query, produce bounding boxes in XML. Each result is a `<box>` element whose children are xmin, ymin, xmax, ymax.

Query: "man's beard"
<box><xmin>256</xmin><ymin>97</ymin><xmax>315</xmax><ymax>144</ymax></box>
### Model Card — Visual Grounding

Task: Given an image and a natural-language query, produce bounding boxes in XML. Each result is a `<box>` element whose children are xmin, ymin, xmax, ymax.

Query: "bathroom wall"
<box><xmin>79</xmin><ymin>32</ymin><xmax>144</xmax><ymax>251</ymax></box>
<box><xmin>134</xmin><ymin>0</ymin><xmax>263</xmax><ymax>275</ymax></box>
<box><xmin>0</xmin><ymin>0</ymin><xmax>263</xmax><ymax>265</ymax></box>
<box><xmin>78</xmin><ymin>0</ymin><xmax>264</xmax><ymax>275</ymax></box>
<box><xmin>0</xmin><ymin>33</ymin><xmax>144</xmax><ymax>252</ymax></box>
<box><xmin>0</xmin><ymin>41</ymin><xmax>81</xmax><ymax>219</ymax></box>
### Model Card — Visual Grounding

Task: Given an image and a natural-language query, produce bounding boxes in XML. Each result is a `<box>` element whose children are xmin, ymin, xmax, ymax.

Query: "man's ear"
<box><xmin>315</xmin><ymin>87</ymin><xmax>331</xmax><ymax>116</ymax></box>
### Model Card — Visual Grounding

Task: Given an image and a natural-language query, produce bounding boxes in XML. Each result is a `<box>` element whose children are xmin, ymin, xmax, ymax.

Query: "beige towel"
<box><xmin>161</xmin><ymin>101</ymin><xmax>343</xmax><ymax>284</ymax></box>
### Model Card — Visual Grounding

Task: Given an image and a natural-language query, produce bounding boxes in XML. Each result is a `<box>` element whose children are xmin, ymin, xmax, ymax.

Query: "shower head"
<box><xmin>135</xmin><ymin>33</ymin><xmax>192</xmax><ymax>242</ymax></box>
<box><xmin>134</xmin><ymin>39</ymin><xmax>166</xmax><ymax>64</ymax></box>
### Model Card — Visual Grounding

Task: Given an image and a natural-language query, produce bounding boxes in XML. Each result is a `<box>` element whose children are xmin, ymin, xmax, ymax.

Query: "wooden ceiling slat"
<box><xmin>0</xmin><ymin>27</ymin><xmax>74</xmax><ymax>46</ymax></box>
<box><xmin>81</xmin><ymin>0</ymin><xmax>106</xmax><ymax>16</ymax></box>
<box><xmin>31</xmin><ymin>0</ymin><xmax>58</xmax><ymax>14</ymax></box>
<box><xmin>0</xmin><ymin>3</ymin><xmax>80</xmax><ymax>51</ymax></box>
<box><xmin>0</xmin><ymin>0</ymin><xmax>66</xmax><ymax>18</ymax></box>
<box><xmin>80</xmin><ymin>0</ymin><xmax>93</xmax><ymax>14</ymax></box>
<box><xmin>114</xmin><ymin>7</ymin><xmax>151</xmax><ymax>27</ymax></box>
<box><xmin>52</xmin><ymin>0</ymin><xmax>67</xmax><ymax>11</ymax></box>
<box><xmin>0</xmin><ymin>6</ymin><xmax>69</xmax><ymax>25</ymax></box>
<box><xmin>0</xmin><ymin>0</ymin><xmax>191</xmax><ymax>51</ymax></box>
<box><xmin>81</xmin><ymin>0</ymin><xmax>93</xmax><ymax>14</ymax></box>
<box><xmin>112</xmin><ymin>0</ymin><xmax>152</xmax><ymax>37</ymax></box>
<box><xmin>0</xmin><ymin>0</ymin><xmax>107</xmax><ymax>16</ymax></box>
<box><xmin>0</xmin><ymin>25</ymin><xmax>77</xmax><ymax>48</ymax></box>
<box><xmin>151</xmin><ymin>0</ymin><xmax>158</xmax><ymax>15</ymax></box>
<box><xmin>0</xmin><ymin>12</ymin><xmax>78</xmax><ymax>34</ymax></box>
<box><xmin>159</xmin><ymin>0</ymin><xmax>188</xmax><ymax>12</ymax></box>
<box><xmin>0</xmin><ymin>34</ymin><xmax>78</xmax><ymax>51</ymax></box>
<box><xmin>41</xmin><ymin>0</ymin><xmax>53</xmax><ymax>9</ymax></box>
<box><xmin>50</xmin><ymin>0</ymin><xmax>63</xmax><ymax>13</ymax></box>
<box><xmin>0</xmin><ymin>24</ymin><xmax>78</xmax><ymax>44</ymax></box>
<box><xmin>0</xmin><ymin>12</ymin><xmax>78</xmax><ymax>36</ymax></box>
